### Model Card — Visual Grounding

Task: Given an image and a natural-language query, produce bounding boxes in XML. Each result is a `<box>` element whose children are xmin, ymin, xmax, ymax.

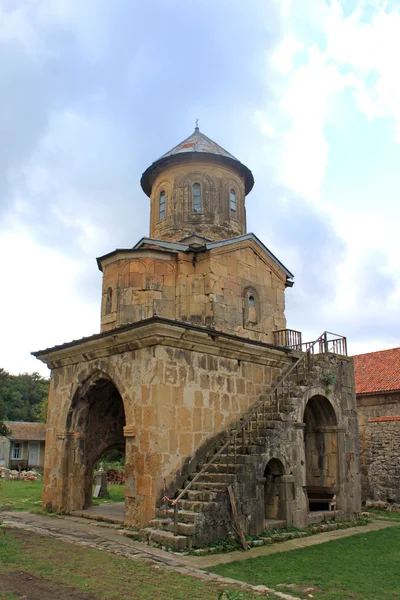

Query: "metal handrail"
<box><xmin>166</xmin><ymin>331</ymin><xmax>347</xmax><ymax>533</ymax></box>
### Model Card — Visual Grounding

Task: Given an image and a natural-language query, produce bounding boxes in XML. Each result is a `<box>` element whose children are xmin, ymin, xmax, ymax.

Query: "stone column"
<box><xmin>279</xmin><ymin>475</ymin><xmax>295</xmax><ymax>527</ymax></box>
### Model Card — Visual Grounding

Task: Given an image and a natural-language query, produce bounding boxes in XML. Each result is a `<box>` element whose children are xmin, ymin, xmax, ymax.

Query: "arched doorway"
<box><xmin>65</xmin><ymin>375</ymin><xmax>126</xmax><ymax>511</ymax></box>
<box><xmin>304</xmin><ymin>395</ymin><xmax>338</xmax><ymax>511</ymax></box>
<box><xmin>264</xmin><ymin>458</ymin><xmax>285</xmax><ymax>521</ymax></box>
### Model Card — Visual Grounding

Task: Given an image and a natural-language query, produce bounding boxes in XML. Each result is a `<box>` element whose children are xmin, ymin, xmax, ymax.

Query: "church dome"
<box><xmin>140</xmin><ymin>126</ymin><xmax>254</xmax><ymax>197</ymax></box>
<box><xmin>141</xmin><ymin>127</ymin><xmax>254</xmax><ymax>242</ymax></box>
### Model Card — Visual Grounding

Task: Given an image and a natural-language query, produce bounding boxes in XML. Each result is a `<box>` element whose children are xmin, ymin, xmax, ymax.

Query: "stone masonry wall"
<box><xmin>149</xmin><ymin>159</ymin><xmax>246</xmax><ymax>242</ymax></box>
<box><xmin>357</xmin><ymin>392</ymin><xmax>400</xmax><ymax>501</ymax></box>
<box><xmin>42</xmin><ymin>337</ymin><xmax>289</xmax><ymax>527</ymax></box>
<box><xmin>363</xmin><ymin>420</ymin><xmax>400</xmax><ymax>503</ymax></box>
<box><xmin>100</xmin><ymin>242</ymin><xmax>287</xmax><ymax>345</ymax></box>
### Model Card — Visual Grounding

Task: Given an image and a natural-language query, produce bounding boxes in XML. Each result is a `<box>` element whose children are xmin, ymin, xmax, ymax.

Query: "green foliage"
<box><xmin>322</xmin><ymin>372</ymin><xmax>337</xmax><ymax>387</ymax></box>
<box><xmin>96</xmin><ymin>448</ymin><xmax>125</xmax><ymax>470</ymax></box>
<box><xmin>0</xmin><ymin>368</ymin><xmax>49</xmax><ymax>424</ymax></box>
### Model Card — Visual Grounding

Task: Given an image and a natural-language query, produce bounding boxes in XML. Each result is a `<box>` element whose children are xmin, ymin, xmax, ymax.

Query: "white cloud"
<box><xmin>0</xmin><ymin>228</ymin><xmax>99</xmax><ymax>376</ymax></box>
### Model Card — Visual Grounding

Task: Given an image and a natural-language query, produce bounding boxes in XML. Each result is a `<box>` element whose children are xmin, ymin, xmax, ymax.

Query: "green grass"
<box><xmin>93</xmin><ymin>484</ymin><xmax>125</xmax><ymax>505</ymax></box>
<box><xmin>210</xmin><ymin>527</ymin><xmax>400</xmax><ymax>599</ymax></box>
<box><xmin>0</xmin><ymin>480</ymin><xmax>125</xmax><ymax>511</ymax></box>
<box><xmin>0</xmin><ymin>529</ymin><xmax>258</xmax><ymax>599</ymax></box>
<box><xmin>368</xmin><ymin>509</ymin><xmax>400</xmax><ymax>522</ymax></box>
<box><xmin>0</xmin><ymin>480</ymin><xmax>44</xmax><ymax>511</ymax></box>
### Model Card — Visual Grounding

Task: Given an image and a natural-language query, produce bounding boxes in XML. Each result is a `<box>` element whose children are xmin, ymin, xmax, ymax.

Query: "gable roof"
<box><xmin>4</xmin><ymin>421</ymin><xmax>46</xmax><ymax>441</ymax></box>
<box><xmin>353</xmin><ymin>347</ymin><xmax>400</xmax><ymax>395</ymax></box>
<box><xmin>131</xmin><ymin>233</ymin><xmax>294</xmax><ymax>283</ymax></box>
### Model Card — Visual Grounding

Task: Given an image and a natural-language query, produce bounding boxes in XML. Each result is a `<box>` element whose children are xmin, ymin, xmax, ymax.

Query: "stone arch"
<box><xmin>303</xmin><ymin>394</ymin><xmax>339</xmax><ymax>508</ymax></box>
<box><xmin>65</xmin><ymin>371</ymin><xmax>127</xmax><ymax>512</ymax></box>
<box><xmin>264</xmin><ymin>457</ymin><xmax>286</xmax><ymax>521</ymax></box>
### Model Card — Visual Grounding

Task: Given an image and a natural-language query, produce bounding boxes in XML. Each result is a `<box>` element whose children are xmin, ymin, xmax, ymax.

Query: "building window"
<box><xmin>192</xmin><ymin>183</ymin><xmax>202</xmax><ymax>213</ymax></box>
<box><xmin>243</xmin><ymin>287</ymin><xmax>260</xmax><ymax>327</ymax></box>
<box><xmin>0</xmin><ymin>441</ymin><xmax>5</xmax><ymax>460</ymax></box>
<box><xmin>12</xmin><ymin>443</ymin><xmax>21</xmax><ymax>460</ymax></box>
<box><xmin>229</xmin><ymin>189</ymin><xmax>237</xmax><ymax>218</ymax></box>
<box><xmin>105</xmin><ymin>287</ymin><xmax>112</xmax><ymax>315</ymax></box>
<box><xmin>159</xmin><ymin>190</ymin><xmax>166</xmax><ymax>220</ymax></box>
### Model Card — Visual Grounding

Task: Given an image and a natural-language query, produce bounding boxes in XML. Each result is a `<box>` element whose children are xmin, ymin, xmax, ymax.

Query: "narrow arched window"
<box><xmin>159</xmin><ymin>190</ymin><xmax>166</xmax><ymax>220</ymax></box>
<box><xmin>192</xmin><ymin>183</ymin><xmax>201</xmax><ymax>213</ymax></box>
<box><xmin>105</xmin><ymin>287</ymin><xmax>112</xmax><ymax>315</ymax></box>
<box><xmin>230</xmin><ymin>189</ymin><xmax>237</xmax><ymax>218</ymax></box>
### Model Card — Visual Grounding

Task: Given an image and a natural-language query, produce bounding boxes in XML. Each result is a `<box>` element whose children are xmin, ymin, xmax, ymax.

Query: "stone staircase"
<box><xmin>139</xmin><ymin>335</ymin><xmax>335</xmax><ymax>550</ymax></box>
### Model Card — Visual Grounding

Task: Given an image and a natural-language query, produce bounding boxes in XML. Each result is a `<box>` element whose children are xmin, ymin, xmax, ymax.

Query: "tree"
<box><xmin>0</xmin><ymin>369</ymin><xmax>50</xmax><ymax>426</ymax></box>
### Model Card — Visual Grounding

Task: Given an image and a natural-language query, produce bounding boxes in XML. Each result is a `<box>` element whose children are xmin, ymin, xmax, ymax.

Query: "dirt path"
<box><xmin>0</xmin><ymin>567</ymin><xmax>97</xmax><ymax>600</ymax></box>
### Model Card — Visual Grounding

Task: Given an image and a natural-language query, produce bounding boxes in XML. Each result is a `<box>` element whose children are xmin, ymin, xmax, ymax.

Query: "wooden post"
<box><xmin>173</xmin><ymin>502</ymin><xmax>179</xmax><ymax>536</ymax></box>
<box><xmin>227</xmin><ymin>486</ymin><xmax>248</xmax><ymax>551</ymax></box>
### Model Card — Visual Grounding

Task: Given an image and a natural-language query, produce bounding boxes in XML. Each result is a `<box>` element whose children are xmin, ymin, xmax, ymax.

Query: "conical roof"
<box><xmin>159</xmin><ymin>126</ymin><xmax>238</xmax><ymax>161</ymax></box>
<box><xmin>141</xmin><ymin>127</ymin><xmax>254</xmax><ymax>196</ymax></box>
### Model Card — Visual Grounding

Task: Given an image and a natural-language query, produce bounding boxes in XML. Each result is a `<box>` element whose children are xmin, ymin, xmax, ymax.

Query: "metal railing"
<box><xmin>165</xmin><ymin>330</ymin><xmax>347</xmax><ymax>534</ymax></box>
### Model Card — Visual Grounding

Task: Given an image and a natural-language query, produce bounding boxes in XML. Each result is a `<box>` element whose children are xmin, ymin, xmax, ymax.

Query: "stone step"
<box><xmin>183</xmin><ymin>481</ymin><xmax>227</xmax><ymax>492</ymax></box>
<box><xmin>177</xmin><ymin>499</ymin><xmax>219</xmax><ymax>512</ymax></box>
<box><xmin>139</xmin><ymin>527</ymin><xmax>189</xmax><ymax>550</ymax></box>
<box><xmin>201</xmin><ymin>463</ymin><xmax>243</xmax><ymax>474</ymax></box>
<box><xmin>225</xmin><ymin>444</ymin><xmax>266</xmax><ymax>454</ymax></box>
<box><xmin>148</xmin><ymin>518</ymin><xmax>196</xmax><ymax>536</ymax></box>
<box><xmin>155</xmin><ymin>508</ymin><xmax>199</xmax><ymax>523</ymax></box>
<box><xmin>214</xmin><ymin>453</ymin><xmax>259</xmax><ymax>464</ymax></box>
<box><xmin>189</xmin><ymin>472</ymin><xmax>236</xmax><ymax>484</ymax></box>
<box><xmin>176</xmin><ymin>487</ymin><xmax>219</xmax><ymax>502</ymax></box>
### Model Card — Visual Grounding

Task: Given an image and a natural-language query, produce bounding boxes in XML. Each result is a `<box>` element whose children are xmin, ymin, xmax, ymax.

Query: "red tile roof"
<box><xmin>353</xmin><ymin>347</ymin><xmax>400</xmax><ymax>395</ymax></box>
<box><xmin>369</xmin><ymin>416</ymin><xmax>400</xmax><ymax>422</ymax></box>
<box><xmin>4</xmin><ymin>421</ymin><xmax>46</xmax><ymax>441</ymax></box>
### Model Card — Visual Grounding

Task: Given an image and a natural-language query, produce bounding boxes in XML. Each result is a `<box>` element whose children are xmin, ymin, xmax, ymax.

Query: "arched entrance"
<box><xmin>65</xmin><ymin>375</ymin><xmax>126</xmax><ymax>512</ymax></box>
<box><xmin>304</xmin><ymin>395</ymin><xmax>338</xmax><ymax>511</ymax></box>
<box><xmin>264</xmin><ymin>458</ymin><xmax>285</xmax><ymax>521</ymax></box>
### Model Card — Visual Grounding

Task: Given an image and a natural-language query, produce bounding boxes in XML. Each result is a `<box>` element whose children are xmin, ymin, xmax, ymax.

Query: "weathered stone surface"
<box><xmin>35</xmin><ymin>130</ymin><xmax>361</xmax><ymax>548</ymax></box>
<box><xmin>357</xmin><ymin>392</ymin><xmax>400</xmax><ymax>502</ymax></box>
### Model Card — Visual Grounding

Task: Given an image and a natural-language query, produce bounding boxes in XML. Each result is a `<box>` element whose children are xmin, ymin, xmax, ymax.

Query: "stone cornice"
<box><xmin>32</xmin><ymin>317</ymin><xmax>293</xmax><ymax>370</ymax></box>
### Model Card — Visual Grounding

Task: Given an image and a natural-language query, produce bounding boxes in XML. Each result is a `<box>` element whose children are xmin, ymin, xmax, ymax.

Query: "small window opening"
<box><xmin>230</xmin><ymin>189</ymin><xmax>237</xmax><ymax>217</ymax></box>
<box><xmin>159</xmin><ymin>190</ymin><xmax>166</xmax><ymax>220</ymax></box>
<box><xmin>105</xmin><ymin>287</ymin><xmax>112</xmax><ymax>315</ymax></box>
<box><xmin>248</xmin><ymin>295</ymin><xmax>255</xmax><ymax>307</ymax></box>
<box><xmin>192</xmin><ymin>183</ymin><xmax>201</xmax><ymax>213</ymax></box>
<box><xmin>12</xmin><ymin>443</ymin><xmax>21</xmax><ymax>460</ymax></box>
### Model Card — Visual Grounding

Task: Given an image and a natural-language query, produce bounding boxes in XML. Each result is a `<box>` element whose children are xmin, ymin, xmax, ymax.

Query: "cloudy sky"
<box><xmin>1</xmin><ymin>0</ymin><xmax>399</xmax><ymax>377</ymax></box>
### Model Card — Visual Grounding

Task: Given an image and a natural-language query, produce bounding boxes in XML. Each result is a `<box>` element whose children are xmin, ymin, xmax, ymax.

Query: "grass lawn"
<box><xmin>0</xmin><ymin>480</ymin><xmax>125</xmax><ymax>511</ymax></box>
<box><xmin>210</xmin><ymin>527</ymin><xmax>400</xmax><ymax>599</ymax></box>
<box><xmin>368</xmin><ymin>509</ymin><xmax>400</xmax><ymax>522</ymax></box>
<box><xmin>0</xmin><ymin>529</ymin><xmax>258</xmax><ymax>600</ymax></box>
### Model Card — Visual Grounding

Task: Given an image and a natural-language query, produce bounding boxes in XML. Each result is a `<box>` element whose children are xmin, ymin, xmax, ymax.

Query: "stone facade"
<box><xmin>362</xmin><ymin>418</ymin><xmax>400</xmax><ymax>503</ymax></box>
<box><xmin>34</xmin><ymin>127</ymin><xmax>361</xmax><ymax>547</ymax></box>
<box><xmin>99</xmin><ymin>238</ymin><xmax>289</xmax><ymax>343</ymax></box>
<box><xmin>357</xmin><ymin>392</ymin><xmax>400</xmax><ymax>502</ymax></box>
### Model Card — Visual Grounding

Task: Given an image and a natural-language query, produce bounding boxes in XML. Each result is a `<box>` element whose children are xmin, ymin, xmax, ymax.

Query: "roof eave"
<box><xmin>140</xmin><ymin>152</ymin><xmax>254</xmax><ymax>197</ymax></box>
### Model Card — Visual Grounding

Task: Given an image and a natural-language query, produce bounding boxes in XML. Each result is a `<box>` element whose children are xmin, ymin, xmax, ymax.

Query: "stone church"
<box><xmin>34</xmin><ymin>126</ymin><xmax>361</xmax><ymax>549</ymax></box>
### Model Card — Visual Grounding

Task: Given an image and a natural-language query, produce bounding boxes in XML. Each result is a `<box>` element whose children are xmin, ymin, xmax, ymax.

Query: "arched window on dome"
<box><xmin>105</xmin><ymin>287</ymin><xmax>113</xmax><ymax>315</ymax></box>
<box><xmin>229</xmin><ymin>189</ymin><xmax>237</xmax><ymax>218</ymax></box>
<box><xmin>159</xmin><ymin>190</ymin><xmax>166</xmax><ymax>220</ymax></box>
<box><xmin>192</xmin><ymin>182</ymin><xmax>202</xmax><ymax>213</ymax></box>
